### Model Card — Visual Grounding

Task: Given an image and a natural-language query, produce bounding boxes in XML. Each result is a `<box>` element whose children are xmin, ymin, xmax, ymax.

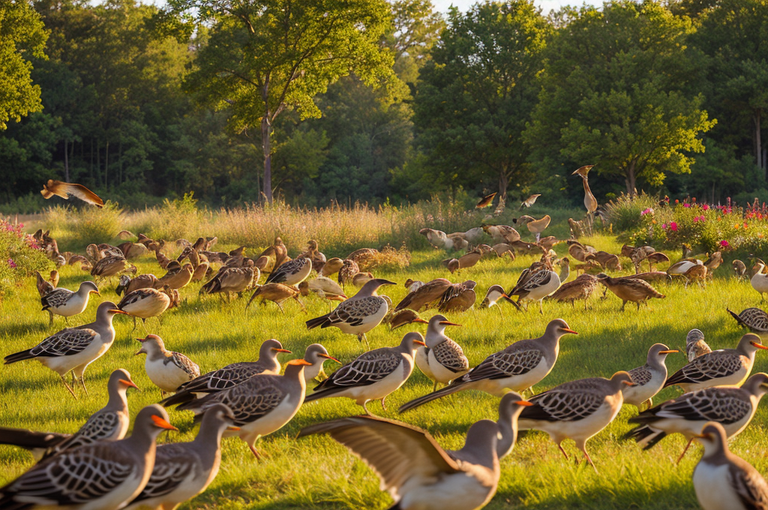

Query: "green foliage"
<box><xmin>44</xmin><ymin>202</ymin><xmax>123</xmax><ymax>246</ymax></box>
<box><xmin>0</xmin><ymin>0</ymin><xmax>48</xmax><ymax>130</ymax></box>
<box><xmin>0</xmin><ymin>219</ymin><xmax>52</xmax><ymax>297</ymax></box>
<box><xmin>604</xmin><ymin>192</ymin><xmax>659</xmax><ymax>234</ymax></box>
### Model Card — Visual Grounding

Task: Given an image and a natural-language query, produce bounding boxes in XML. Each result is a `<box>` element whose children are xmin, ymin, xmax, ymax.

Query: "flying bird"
<box><xmin>40</xmin><ymin>180</ymin><xmax>104</xmax><ymax>208</ymax></box>
<box><xmin>476</xmin><ymin>192</ymin><xmax>497</xmax><ymax>208</ymax></box>
<box><xmin>520</xmin><ymin>194</ymin><xmax>541</xmax><ymax>209</ymax></box>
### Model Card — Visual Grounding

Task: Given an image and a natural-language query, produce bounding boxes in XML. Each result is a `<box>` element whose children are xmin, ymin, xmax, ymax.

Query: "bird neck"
<box><xmin>259</xmin><ymin>352</ymin><xmax>280</xmax><ymax>373</ymax></box>
<box><xmin>495</xmin><ymin>413</ymin><xmax>519</xmax><ymax>460</ymax></box>
<box><xmin>106</xmin><ymin>384</ymin><xmax>130</xmax><ymax>413</ymax></box>
<box><xmin>558</xmin><ymin>264</ymin><xmax>570</xmax><ymax>282</ymax></box>
<box><xmin>191</xmin><ymin>420</ymin><xmax>227</xmax><ymax>468</ymax></box>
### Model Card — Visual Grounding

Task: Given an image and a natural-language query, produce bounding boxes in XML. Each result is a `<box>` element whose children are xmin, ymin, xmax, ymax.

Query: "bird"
<box><xmin>517</xmin><ymin>371</ymin><xmax>635</xmax><ymax>472</ymax></box>
<box><xmin>35</xmin><ymin>270</ymin><xmax>56</xmax><ymax>298</ymax></box>
<box><xmin>520</xmin><ymin>194</ymin><xmax>541</xmax><ymax>209</ymax></box>
<box><xmin>548</xmin><ymin>274</ymin><xmax>598</xmax><ymax>310</ymax></box>
<box><xmin>596</xmin><ymin>273</ymin><xmax>665</xmax><ymax>311</ymax></box>
<box><xmin>508</xmin><ymin>265</ymin><xmax>561</xmax><ymax>314</ymax></box>
<box><xmin>0</xmin><ymin>404</ymin><xmax>176</xmax><ymax>510</ymax></box>
<box><xmin>175</xmin><ymin>359</ymin><xmax>311</xmax><ymax>459</ymax></box>
<box><xmin>396</xmin><ymin>278</ymin><xmax>453</xmax><ymax>312</ymax></box>
<box><xmin>306</xmin><ymin>278</ymin><xmax>395</xmax><ymax>345</ymax></box>
<box><xmin>476</xmin><ymin>191</ymin><xmax>497</xmax><ymax>208</ymax></box>
<box><xmin>704</xmin><ymin>251</ymin><xmax>723</xmax><ymax>274</ymax></box>
<box><xmin>160</xmin><ymin>339</ymin><xmax>291</xmax><ymax>407</ymax></box>
<box><xmin>40</xmin><ymin>179</ymin><xmax>104</xmax><ymax>207</ymax></box>
<box><xmin>623</xmin><ymin>343</ymin><xmax>678</xmax><ymax>410</ymax></box>
<box><xmin>305</xmin><ymin>332</ymin><xmax>426</xmax><ymax>414</ymax></box>
<box><xmin>415</xmin><ymin>315</ymin><xmax>468</xmax><ymax>392</ymax></box>
<box><xmin>91</xmin><ymin>254</ymin><xmax>135</xmax><ymax>280</ymax></box>
<box><xmin>572</xmin><ymin>165</ymin><xmax>598</xmax><ymax>234</ymax></box>
<box><xmin>123</xmin><ymin>404</ymin><xmax>237</xmax><ymax>510</ymax></box>
<box><xmin>728</xmin><ymin>307</ymin><xmax>768</xmax><ymax>333</ymax></box>
<box><xmin>438</xmin><ymin>280</ymin><xmax>477</xmax><ymax>312</ymax></box>
<box><xmin>482</xmin><ymin>224</ymin><xmax>521</xmax><ymax>244</ymax></box>
<box><xmin>40</xmin><ymin>280</ymin><xmax>100</xmax><ymax>326</ymax></box>
<box><xmin>302</xmin><ymin>343</ymin><xmax>340</xmax><ymax>382</ymax></box>
<box><xmin>320</xmin><ymin>257</ymin><xmax>344</xmax><ymax>277</ymax></box>
<box><xmin>732</xmin><ymin>259</ymin><xmax>747</xmax><ymax>280</ymax></box>
<box><xmin>387</xmin><ymin>309</ymin><xmax>429</xmax><ymax>330</ymax></box>
<box><xmin>135</xmin><ymin>335</ymin><xmax>200</xmax><ymax>396</ymax></box>
<box><xmin>116</xmin><ymin>274</ymin><xmax>158</xmax><ymax>296</ymax></box>
<box><xmin>627</xmin><ymin>373</ymin><xmax>768</xmax><ymax>463</ymax></box>
<box><xmin>664</xmin><ymin>334</ymin><xmax>768</xmax><ymax>392</ymax></box>
<box><xmin>117</xmin><ymin>286</ymin><xmax>172</xmax><ymax>329</ymax></box>
<box><xmin>685</xmin><ymin>328</ymin><xmax>712</xmax><ymax>361</ymax></box>
<box><xmin>692</xmin><ymin>421</ymin><xmax>768</xmax><ymax>510</ymax></box>
<box><xmin>489</xmin><ymin>243</ymin><xmax>515</xmax><ymax>259</ymax></box>
<box><xmin>299</xmin><ymin>414</ymin><xmax>503</xmax><ymax>510</ymax></box>
<box><xmin>265</xmin><ymin>257</ymin><xmax>312</xmax><ymax>286</ymax></box>
<box><xmin>479</xmin><ymin>284</ymin><xmax>514</xmax><ymax>316</ymax></box>
<box><xmin>684</xmin><ymin>263</ymin><xmax>708</xmax><ymax>288</ymax></box>
<box><xmin>419</xmin><ymin>228</ymin><xmax>450</xmax><ymax>250</ymax></box>
<box><xmin>155</xmin><ymin>262</ymin><xmax>194</xmax><ymax>290</ymax></box>
<box><xmin>668</xmin><ymin>258</ymin><xmax>703</xmax><ymax>277</ymax></box>
<box><xmin>246</xmin><ymin>283</ymin><xmax>303</xmax><ymax>313</ymax></box>
<box><xmin>513</xmin><ymin>215</ymin><xmax>551</xmax><ymax>243</ymax></box>
<box><xmin>4</xmin><ymin>301</ymin><xmax>127</xmax><ymax>397</ymax></box>
<box><xmin>495</xmin><ymin>392</ymin><xmax>534</xmax><ymax>459</ymax></box>
<box><xmin>306</xmin><ymin>276</ymin><xmax>348</xmax><ymax>301</ymax></box>
<box><xmin>0</xmin><ymin>368</ymin><xmax>138</xmax><ymax>461</ymax></box>
<box><xmin>200</xmin><ymin>267</ymin><xmax>255</xmax><ymax>299</ymax></box>
<box><xmin>301</xmin><ymin>239</ymin><xmax>327</xmax><ymax>271</ymax></box>
<box><xmin>399</xmin><ymin>319</ymin><xmax>577</xmax><ymax>413</ymax></box>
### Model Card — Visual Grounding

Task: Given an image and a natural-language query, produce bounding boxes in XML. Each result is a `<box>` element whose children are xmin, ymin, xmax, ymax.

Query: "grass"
<box><xmin>1</xmin><ymin>222</ymin><xmax>767</xmax><ymax>509</ymax></box>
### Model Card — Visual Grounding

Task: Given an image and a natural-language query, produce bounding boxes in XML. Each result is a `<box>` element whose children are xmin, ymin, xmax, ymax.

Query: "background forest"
<box><xmin>2</xmin><ymin>0</ymin><xmax>768</xmax><ymax>212</ymax></box>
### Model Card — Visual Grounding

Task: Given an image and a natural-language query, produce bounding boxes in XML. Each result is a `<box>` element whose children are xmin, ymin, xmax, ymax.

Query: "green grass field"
<box><xmin>1</xmin><ymin>232</ymin><xmax>767</xmax><ymax>509</ymax></box>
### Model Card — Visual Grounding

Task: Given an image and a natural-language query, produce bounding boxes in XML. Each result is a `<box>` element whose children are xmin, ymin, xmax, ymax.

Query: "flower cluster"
<box><xmin>640</xmin><ymin>208</ymin><xmax>654</xmax><ymax>216</ymax></box>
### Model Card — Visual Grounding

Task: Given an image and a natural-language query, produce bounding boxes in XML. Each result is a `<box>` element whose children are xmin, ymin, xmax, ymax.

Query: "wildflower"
<box><xmin>652</xmin><ymin>219</ymin><xmax>657</xmax><ymax>224</ymax></box>
<box><xmin>675</xmin><ymin>199</ymin><xmax>679</xmax><ymax>204</ymax></box>
<box><xmin>662</xmin><ymin>223</ymin><xmax>667</xmax><ymax>229</ymax></box>
<box><xmin>7</xmin><ymin>259</ymin><xmax>16</xmax><ymax>269</ymax></box>
<box><xmin>720</xmin><ymin>240</ymin><xmax>729</xmax><ymax>248</ymax></box>
<box><xmin>745</xmin><ymin>222</ymin><xmax>749</xmax><ymax>229</ymax></box>
<box><xmin>670</xmin><ymin>222</ymin><xmax>678</xmax><ymax>232</ymax></box>
<box><xmin>684</xmin><ymin>203</ymin><xmax>691</xmax><ymax>208</ymax></box>
<box><xmin>693</xmin><ymin>217</ymin><xmax>699</xmax><ymax>223</ymax></box>
<box><xmin>641</xmin><ymin>208</ymin><xmax>654</xmax><ymax>216</ymax></box>
<box><xmin>702</xmin><ymin>204</ymin><xmax>709</xmax><ymax>211</ymax></box>
<box><xmin>692</xmin><ymin>197</ymin><xmax>697</xmax><ymax>203</ymax></box>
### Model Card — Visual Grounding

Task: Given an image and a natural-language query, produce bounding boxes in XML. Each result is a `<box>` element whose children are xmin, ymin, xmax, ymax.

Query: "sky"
<box><xmin>433</xmin><ymin>0</ymin><xmax>601</xmax><ymax>14</ymax></box>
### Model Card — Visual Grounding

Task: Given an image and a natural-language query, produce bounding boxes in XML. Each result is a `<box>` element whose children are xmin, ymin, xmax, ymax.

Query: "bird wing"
<box><xmin>179</xmin><ymin>362</ymin><xmax>262</xmax><ymax>394</ymax></box>
<box><xmin>164</xmin><ymin>352</ymin><xmax>200</xmax><ymax>378</ymax></box>
<box><xmin>130</xmin><ymin>444</ymin><xmax>198</xmax><ymax>503</ymax></box>
<box><xmin>42</xmin><ymin>180</ymin><xmax>104</xmax><ymax>207</ymax></box>
<box><xmin>522</xmin><ymin>379</ymin><xmax>608</xmax><ymax>422</ymax></box>
<box><xmin>265</xmin><ymin>259</ymin><xmax>302</xmax><ymax>284</ymax></box>
<box><xmin>2</xmin><ymin>443</ymin><xmax>136</xmax><ymax>505</ymax></box>
<box><xmin>29</xmin><ymin>328</ymin><xmax>98</xmax><ymax>358</ymax></box>
<box><xmin>298</xmin><ymin>415</ymin><xmax>459</xmax><ymax>498</ymax></box>
<box><xmin>729</xmin><ymin>460</ymin><xmax>768</xmax><ymax>510</ymax></box>
<box><xmin>431</xmin><ymin>341</ymin><xmax>469</xmax><ymax>373</ymax></box>
<box><xmin>520</xmin><ymin>270</ymin><xmax>553</xmax><ymax>292</ymax></box>
<box><xmin>56</xmin><ymin>410</ymin><xmax>122</xmax><ymax>453</ymax></box>
<box><xmin>655</xmin><ymin>388</ymin><xmax>751</xmax><ymax>424</ymax></box>
<box><xmin>41</xmin><ymin>288</ymin><xmax>73</xmax><ymax>309</ymax></box>
<box><xmin>462</xmin><ymin>344</ymin><xmax>544</xmax><ymax>382</ymax></box>
<box><xmin>315</xmin><ymin>348</ymin><xmax>402</xmax><ymax>390</ymax></box>
<box><xmin>628</xmin><ymin>366</ymin><xmax>653</xmax><ymax>386</ymax></box>
<box><xmin>665</xmin><ymin>351</ymin><xmax>747</xmax><ymax>387</ymax></box>
<box><xmin>395</xmin><ymin>279</ymin><xmax>451</xmax><ymax>311</ymax></box>
<box><xmin>192</xmin><ymin>375</ymin><xmax>286</xmax><ymax>426</ymax></box>
<box><xmin>117</xmin><ymin>288</ymin><xmax>157</xmax><ymax>309</ymax></box>
<box><xmin>326</xmin><ymin>297</ymin><xmax>385</xmax><ymax>327</ymax></box>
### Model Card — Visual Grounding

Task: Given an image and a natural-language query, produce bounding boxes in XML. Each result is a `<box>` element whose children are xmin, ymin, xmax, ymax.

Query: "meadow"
<box><xmin>1</xmin><ymin>206</ymin><xmax>767</xmax><ymax>510</ymax></box>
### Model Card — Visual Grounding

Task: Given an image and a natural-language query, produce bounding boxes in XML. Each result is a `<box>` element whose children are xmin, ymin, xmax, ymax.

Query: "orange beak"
<box><xmin>91</xmin><ymin>290</ymin><xmax>100</xmax><ymax>296</ymax></box>
<box><xmin>659</xmin><ymin>350</ymin><xmax>678</xmax><ymax>355</ymax></box>
<box><xmin>227</xmin><ymin>426</ymin><xmax>241</xmax><ymax>432</ymax></box>
<box><xmin>751</xmin><ymin>341</ymin><xmax>768</xmax><ymax>350</ymax></box>
<box><xmin>119</xmin><ymin>378</ymin><xmax>140</xmax><ymax>391</ymax></box>
<box><xmin>414</xmin><ymin>340</ymin><xmax>427</xmax><ymax>347</ymax></box>
<box><xmin>622</xmin><ymin>381</ymin><xmax>637</xmax><ymax>386</ymax></box>
<box><xmin>273</xmin><ymin>348</ymin><xmax>292</xmax><ymax>354</ymax></box>
<box><xmin>439</xmin><ymin>321</ymin><xmax>461</xmax><ymax>327</ymax></box>
<box><xmin>319</xmin><ymin>353</ymin><xmax>341</xmax><ymax>363</ymax></box>
<box><xmin>515</xmin><ymin>400</ymin><xmax>534</xmax><ymax>407</ymax></box>
<box><xmin>412</xmin><ymin>318</ymin><xmax>429</xmax><ymax>324</ymax></box>
<box><xmin>110</xmin><ymin>309</ymin><xmax>129</xmax><ymax>315</ymax></box>
<box><xmin>151</xmin><ymin>415</ymin><xmax>178</xmax><ymax>431</ymax></box>
<box><xmin>562</xmin><ymin>328</ymin><xmax>578</xmax><ymax>335</ymax></box>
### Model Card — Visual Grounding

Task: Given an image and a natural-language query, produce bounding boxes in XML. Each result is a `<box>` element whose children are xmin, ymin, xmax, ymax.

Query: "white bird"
<box><xmin>693</xmin><ymin>422</ymin><xmax>768</xmax><ymax>510</ymax></box>
<box><xmin>0</xmin><ymin>405</ymin><xmax>177</xmax><ymax>510</ymax></box>
<box><xmin>306</xmin><ymin>278</ymin><xmax>395</xmax><ymax>345</ymax></box>
<box><xmin>685</xmin><ymin>328</ymin><xmax>712</xmax><ymax>361</ymax></box>
<box><xmin>508</xmin><ymin>267</ymin><xmax>561</xmax><ymax>314</ymax></box>
<box><xmin>135</xmin><ymin>335</ymin><xmax>201</xmax><ymax>395</ymax></box>
<box><xmin>400</xmin><ymin>319</ymin><xmax>577</xmax><ymax>412</ymax></box>
<box><xmin>40</xmin><ymin>281</ymin><xmax>100</xmax><ymax>325</ymax></box>
<box><xmin>416</xmin><ymin>315</ymin><xmax>468</xmax><ymax>391</ymax></box>
<box><xmin>302</xmin><ymin>343</ymin><xmax>340</xmax><ymax>382</ymax></box>
<box><xmin>299</xmin><ymin>415</ymin><xmax>503</xmax><ymax>510</ymax></box>
<box><xmin>751</xmin><ymin>262</ymin><xmax>768</xmax><ymax>300</ymax></box>
<box><xmin>265</xmin><ymin>257</ymin><xmax>312</xmax><ymax>286</ymax></box>
<box><xmin>305</xmin><ymin>332</ymin><xmax>426</xmax><ymax>414</ymax></box>
<box><xmin>117</xmin><ymin>287</ymin><xmax>172</xmax><ymax>329</ymax></box>
<box><xmin>4</xmin><ymin>302</ymin><xmax>128</xmax><ymax>397</ymax></box>
<box><xmin>623</xmin><ymin>343</ymin><xmax>678</xmax><ymax>410</ymax></box>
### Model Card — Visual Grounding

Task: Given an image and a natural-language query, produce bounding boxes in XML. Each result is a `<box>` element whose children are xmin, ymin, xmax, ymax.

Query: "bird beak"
<box><xmin>380</xmin><ymin>280</ymin><xmax>397</xmax><ymax>286</ymax></box>
<box><xmin>119</xmin><ymin>379</ymin><xmax>140</xmax><ymax>391</ymax></box>
<box><xmin>622</xmin><ymin>381</ymin><xmax>636</xmax><ymax>386</ymax></box>
<box><xmin>562</xmin><ymin>328</ymin><xmax>578</xmax><ymax>335</ymax></box>
<box><xmin>151</xmin><ymin>415</ymin><xmax>178</xmax><ymax>431</ymax></box>
<box><xmin>515</xmin><ymin>400</ymin><xmax>534</xmax><ymax>407</ymax></box>
<box><xmin>414</xmin><ymin>340</ymin><xmax>427</xmax><ymax>347</ymax></box>
<box><xmin>412</xmin><ymin>318</ymin><xmax>429</xmax><ymax>324</ymax></box>
<box><xmin>501</xmin><ymin>293</ymin><xmax>510</xmax><ymax>299</ymax></box>
<box><xmin>91</xmin><ymin>290</ymin><xmax>100</xmax><ymax>296</ymax></box>
<box><xmin>134</xmin><ymin>348</ymin><xmax>146</xmax><ymax>356</ymax></box>
<box><xmin>659</xmin><ymin>350</ymin><xmax>678</xmax><ymax>355</ymax></box>
<box><xmin>319</xmin><ymin>353</ymin><xmax>341</xmax><ymax>363</ymax></box>
<box><xmin>751</xmin><ymin>341</ymin><xmax>768</xmax><ymax>350</ymax></box>
<box><xmin>110</xmin><ymin>309</ymin><xmax>129</xmax><ymax>315</ymax></box>
<box><xmin>439</xmin><ymin>321</ymin><xmax>461</xmax><ymax>327</ymax></box>
<box><xmin>272</xmin><ymin>348</ymin><xmax>292</xmax><ymax>354</ymax></box>
<box><xmin>227</xmin><ymin>426</ymin><xmax>241</xmax><ymax>431</ymax></box>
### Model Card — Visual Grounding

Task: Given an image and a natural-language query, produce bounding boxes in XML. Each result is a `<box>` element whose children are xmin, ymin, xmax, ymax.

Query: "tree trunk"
<box><xmin>625</xmin><ymin>161</ymin><xmax>637</xmax><ymax>196</ymax></box>
<box><xmin>262</xmin><ymin>116</ymin><xmax>272</xmax><ymax>204</ymax></box>
<box><xmin>63</xmin><ymin>139</ymin><xmax>69</xmax><ymax>182</ymax></box>
<box><xmin>494</xmin><ymin>170</ymin><xmax>509</xmax><ymax>216</ymax></box>
<box><xmin>105</xmin><ymin>140</ymin><xmax>109</xmax><ymax>190</ymax></box>
<box><xmin>755</xmin><ymin>109</ymin><xmax>763</xmax><ymax>178</ymax></box>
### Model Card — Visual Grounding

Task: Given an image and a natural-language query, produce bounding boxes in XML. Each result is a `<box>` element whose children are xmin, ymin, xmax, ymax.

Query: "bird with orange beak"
<box><xmin>415</xmin><ymin>315</ymin><xmax>468</xmax><ymax>392</ymax></box>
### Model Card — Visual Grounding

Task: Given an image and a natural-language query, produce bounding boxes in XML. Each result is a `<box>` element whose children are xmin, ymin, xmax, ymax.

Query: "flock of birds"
<box><xmin>0</xmin><ymin>176</ymin><xmax>767</xmax><ymax>510</ymax></box>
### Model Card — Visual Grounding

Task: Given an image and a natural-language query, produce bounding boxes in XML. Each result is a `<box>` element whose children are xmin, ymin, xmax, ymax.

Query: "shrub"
<box><xmin>0</xmin><ymin>219</ymin><xmax>53</xmax><ymax>298</ymax></box>
<box><xmin>604</xmin><ymin>192</ymin><xmax>659</xmax><ymax>233</ymax></box>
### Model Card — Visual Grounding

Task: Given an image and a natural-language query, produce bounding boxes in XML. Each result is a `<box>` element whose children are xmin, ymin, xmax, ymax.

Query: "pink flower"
<box><xmin>683</xmin><ymin>203</ymin><xmax>691</xmax><ymax>208</ymax></box>
<box><xmin>662</xmin><ymin>223</ymin><xmax>667</xmax><ymax>229</ymax></box>
<box><xmin>693</xmin><ymin>217</ymin><xmax>699</xmax><ymax>222</ymax></box>
<box><xmin>720</xmin><ymin>240</ymin><xmax>729</xmax><ymax>248</ymax></box>
<box><xmin>670</xmin><ymin>222</ymin><xmax>678</xmax><ymax>232</ymax></box>
<box><xmin>702</xmin><ymin>204</ymin><xmax>709</xmax><ymax>211</ymax></box>
<box><xmin>7</xmin><ymin>259</ymin><xmax>16</xmax><ymax>269</ymax></box>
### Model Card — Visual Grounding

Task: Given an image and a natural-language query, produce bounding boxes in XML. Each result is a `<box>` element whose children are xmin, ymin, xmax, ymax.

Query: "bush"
<box><xmin>0</xmin><ymin>219</ymin><xmax>53</xmax><ymax>298</ymax></box>
<box><xmin>604</xmin><ymin>192</ymin><xmax>659</xmax><ymax>233</ymax></box>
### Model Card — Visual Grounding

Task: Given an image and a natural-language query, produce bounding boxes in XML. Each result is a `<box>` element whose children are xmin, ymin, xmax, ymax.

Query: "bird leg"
<box><xmin>48</xmin><ymin>311</ymin><xmax>53</xmax><ymax>326</ymax></box>
<box><xmin>579</xmin><ymin>445</ymin><xmax>598</xmax><ymax>474</ymax></box>
<box><xmin>620</xmin><ymin>301</ymin><xmax>626</xmax><ymax>312</ymax></box>
<box><xmin>636</xmin><ymin>302</ymin><xmax>640</xmax><ymax>311</ymax></box>
<box><xmin>362</xmin><ymin>401</ymin><xmax>372</xmax><ymax>416</ymax></box>
<box><xmin>276</xmin><ymin>301</ymin><xmax>286</xmax><ymax>314</ymax></box>
<box><xmin>381</xmin><ymin>397</ymin><xmax>387</xmax><ymax>411</ymax></box>
<box><xmin>248</xmin><ymin>444</ymin><xmax>262</xmax><ymax>460</ymax></box>
<box><xmin>557</xmin><ymin>442</ymin><xmax>570</xmax><ymax>460</ymax></box>
<box><xmin>64</xmin><ymin>316</ymin><xmax>69</xmax><ymax>325</ymax></box>
<box><xmin>538</xmin><ymin>300</ymin><xmax>544</xmax><ymax>315</ymax></box>
<box><xmin>78</xmin><ymin>374</ymin><xmax>89</xmax><ymax>396</ymax></box>
<box><xmin>59</xmin><ymin>374</ymin><xmax>77</xmax><ymax>398</ymax></box>
<box><xmin>432</xmin><ymin>381</ymin><xmax>439</xmax><ymax>392</ymax></box>
<box><xmin>132</xmin><ymin>316</ymin><xmax>137</xmax><ymax>330</ymax></box>
<box><xmin>676</xmin><ymin>438</ymin><xmax>694</xmax><ymax>465</ymax></box>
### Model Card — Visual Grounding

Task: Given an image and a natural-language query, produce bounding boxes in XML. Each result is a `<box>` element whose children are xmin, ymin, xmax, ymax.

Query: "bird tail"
<box><xmin>4</xmin><ymin>350</ymin><xmax>33</xmax><ymax>365</ymax></box>
<box><xmin>398</xmin><ymin>382</ymin><xmax>466</xmax><ymax>413</ymax></box>
<box><xmin>306</xmin><ymin>314</ymin><xmax>331</xmax><ymax>330</ymax></box>
<box><xmin>159</xmin><ymin>390</ymin><xmax>195</xmax><ymax>408</ymax></box>
<box><xmin>0</xmin><ymin>427</ymin><xmax>64</xmax><ymax>450</ymax></box>
<box><xmin>727</xmin><ymin>308</ymin><xmax>745</xmax><ymax>327</ymax></box>
<box><xmin>623</xmin><ymin>425</ymin><xmax>667</xmax><ymax>450</ymax></box>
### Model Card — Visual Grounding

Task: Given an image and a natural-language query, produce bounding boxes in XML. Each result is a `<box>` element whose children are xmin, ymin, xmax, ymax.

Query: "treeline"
<box><xmin>1</xmin><ymin>0</ymin><xmax>768</xmax><ymax>211</ymax></box>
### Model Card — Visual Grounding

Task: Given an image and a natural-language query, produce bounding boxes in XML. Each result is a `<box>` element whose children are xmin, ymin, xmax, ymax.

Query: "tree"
<box><xmin>172</xmin><ymin>0</ymin><xmax>397</xmax><ymax>203</ymax></box>
<box><xmin>692</xmin><ymin>0</ymin><xmax>768</xmax><ymax>179</ymax></box>
<box><xmin>0</xmin><ymin>0</ymin><xmax>48</xmax><ymax>130</ymax></box>
<box><xmin>413</xmin><ymin>0</ymin><xmax>550</xmax><ymax>208</ymax></box>
<box><xmin>526</xmin><ymin>0</ymin><xmax>714</xmax><ymax>196</ymax></box>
